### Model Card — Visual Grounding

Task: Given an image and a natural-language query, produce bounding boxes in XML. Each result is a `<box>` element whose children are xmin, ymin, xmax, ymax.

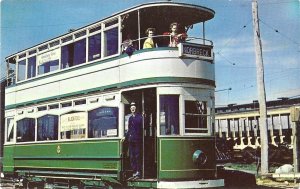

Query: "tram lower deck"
<box><xmin>3</xmin><ymin>85</ymin><xmax>224</xmax><ymax>188</ymax></box>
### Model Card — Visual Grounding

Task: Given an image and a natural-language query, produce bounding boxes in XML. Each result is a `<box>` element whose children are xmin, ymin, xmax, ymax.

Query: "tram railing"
<box><xmin>121</xmin><ymin>35</ymin><xmax>213</xmax><ymax>52</ymax></box>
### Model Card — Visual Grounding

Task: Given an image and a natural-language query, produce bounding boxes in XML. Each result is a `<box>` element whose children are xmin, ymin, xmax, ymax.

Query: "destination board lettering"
<box><xmin>60</xmin><ymin>112</ymin><xmax>87</xmax><ymax>132</ymax></box>
<box><xmin>183</xmin><ymin>46</ymin><xmax>210</xmax><ymax>57</ymax></box>
<box><xmin>37</xmin><ymin>48</ymin><xmax>61</xmax><ymax>65</ymax></box>
<box><xmin>179</xmin><ymin>43</ymin><xmax>213</xmax><ymax>60</ymax></box>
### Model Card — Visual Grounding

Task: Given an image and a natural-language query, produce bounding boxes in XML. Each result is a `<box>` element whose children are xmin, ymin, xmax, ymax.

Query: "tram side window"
<box><xmin>37</xmin><ymin>115</ymin><xmax>58</xmax><ymax>141</ymax></box>
<box><xmin>88</xmin><ymin>107</ymin><xmax>118</xmax><ymax>138</ymax></box>
<box><xmin>88</xmin><ymin>33</ymin><xmax>101</xmax><ymax>61</ymax></box>
<box><xmin>17</xmin><ymin>118</ymin><xmax>35</xmax><ymax>142</ymax></box>
<box><xmin>159</xmin><ymin>95</ymin><xmax>179</xmax><ymax>135</ymax></box>
<box><xmin>185</xmin><ymin>100</ymin><xmax>208</xmax><ymax>134</ymax></box>
<box><xmin>6</xmin><ymin>118</ymin><xmax>14</xmax><ymax>142</ymax></box>
<box><xmin>38</xmin><ymin>59</ymin><xmax>59</xmax><ymax>75</ymax></box>
<box><xmin>17</xmin><ymin>59</ymin><xmax>26</xmax><ymax>81</ymax></box>
<box><xmin>60</xmin><ymin>112</ymin><xmax>86</xmax><ymax>139</ymax></box>
<box><xmin>27</xmin><ymin>56</ymin><xmax>36</xmax><ymax>79</ymax></box>
<box><xmin>61</xmin><ymin>39</ymin><xmax>86</xmax><ymax>69</ymax></box>
<box><xmin>104</xmin><ymin>27</ymin><xmax>119</xmax><ymax>57</ymax></box>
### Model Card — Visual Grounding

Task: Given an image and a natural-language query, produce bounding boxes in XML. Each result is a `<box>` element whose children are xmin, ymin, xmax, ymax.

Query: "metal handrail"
<box><xmin>121</xmin><ymin>35</ymin><xmax>213</xmax><ymax>51</ymax></box>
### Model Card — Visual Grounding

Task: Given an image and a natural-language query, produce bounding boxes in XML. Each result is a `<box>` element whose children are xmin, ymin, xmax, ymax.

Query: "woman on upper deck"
<box><xmin>143</xmin><ymin>28</ymin><xmax>157</xmax><ymax>49</ymax></box>
<box><xmin>163</xmin><ymin>22</ymin><xmax>187</xmax><ymax>47</ymax></box>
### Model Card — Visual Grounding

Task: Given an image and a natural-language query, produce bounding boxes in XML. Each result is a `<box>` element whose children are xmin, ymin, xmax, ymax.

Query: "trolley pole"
<box><xmin>252</xmin><ymin>0</ymin><xmax>268</xmax><ymax>175</ymax></box>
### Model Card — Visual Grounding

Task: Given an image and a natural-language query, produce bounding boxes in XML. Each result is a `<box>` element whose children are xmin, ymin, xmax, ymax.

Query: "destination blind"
<box><xmin>178</xmin><ymin>43</ymin><xmax>213</xmax><ymax>60</ymax></box>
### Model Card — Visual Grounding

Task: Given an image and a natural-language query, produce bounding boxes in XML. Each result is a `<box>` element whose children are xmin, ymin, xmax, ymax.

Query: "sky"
<box><xmin>0</xmin><ymin>0</ymin><xmax>299</xmax><ymax>107</ymax></box>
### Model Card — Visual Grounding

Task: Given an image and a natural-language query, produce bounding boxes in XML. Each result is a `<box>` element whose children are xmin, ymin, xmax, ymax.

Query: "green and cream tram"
<box><xmin>3</xmin><ymin>2</ymin><xmax>224</xmax><ymax>188</ymax></box>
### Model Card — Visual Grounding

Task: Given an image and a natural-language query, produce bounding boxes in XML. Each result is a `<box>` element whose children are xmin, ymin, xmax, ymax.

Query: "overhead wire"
<box><xmin>259</xmin><ymin>18</ymin><xmax>300</xmax><ymax>47</ymax></box>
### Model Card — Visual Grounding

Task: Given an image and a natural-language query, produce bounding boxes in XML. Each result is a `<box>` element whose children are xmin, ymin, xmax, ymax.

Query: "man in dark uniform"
<box><xmin>125</xmin><ymin>102</ymin><xmax>143</xmax><ymax>178</ymax></box>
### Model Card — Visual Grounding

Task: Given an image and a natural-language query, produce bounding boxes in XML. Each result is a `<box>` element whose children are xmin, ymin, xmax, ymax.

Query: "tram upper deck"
<box><xmin>4</xmin><ymin>2</ymin><xmax>215</xmax><ymax>110</ymax></box>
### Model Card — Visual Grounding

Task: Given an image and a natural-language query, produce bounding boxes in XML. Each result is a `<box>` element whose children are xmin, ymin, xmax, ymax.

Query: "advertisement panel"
<box><xmin>60</xmin><ymin>112</ymin><xmax>87</xmax><ymax>132</ymax></box>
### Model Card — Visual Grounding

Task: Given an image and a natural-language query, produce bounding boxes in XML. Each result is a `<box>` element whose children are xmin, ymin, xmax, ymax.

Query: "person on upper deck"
<box><xmin>122</xmin><ymin>33</ymin><xmax>136</xmax><ymax>56</ymax></box>
<box><xmin>163</xmin><ymin>22</ymin><xmax>187</xmax><ymax>47</ymax></box>
<box><xmin>143</xmin><ymin>28</ymin><xmax>157</xmax><ymax>49</ymax></box>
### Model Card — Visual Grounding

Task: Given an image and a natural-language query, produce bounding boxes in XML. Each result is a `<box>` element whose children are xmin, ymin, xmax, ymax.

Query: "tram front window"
<box><xmin>37</xmin><ymin>115</ymin><xmax>58</xmax><ymax>141</ymax></box>
<box><xmin>159</xmin><ymin>95</ymin><xmax>179</xmax><ymax>135</ymax></box>
<box><xmin>16</xmin><ymin>118</ymin><xmax>35</xmax><ymax>142</ymax></box>
<box><xmin>88</xmin><ymin>107</ymin><xmax>118</xmax><ymax>138</ymax></box>
<box><xmin>185</xmin><ymin>100</ymin><xmax>208</xmax><ymax>134</ymax></box>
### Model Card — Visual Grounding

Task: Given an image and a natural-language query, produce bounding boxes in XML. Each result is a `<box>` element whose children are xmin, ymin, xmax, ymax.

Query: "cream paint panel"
<box><xmin>120</xmin><ymin>57</ymin><xmax>214</xmax><ymax>83</ymax></box>
<box><xmin>6</xmin><ymin>51</ymin><xmax>213</xmax><ymax>107</ymax></box>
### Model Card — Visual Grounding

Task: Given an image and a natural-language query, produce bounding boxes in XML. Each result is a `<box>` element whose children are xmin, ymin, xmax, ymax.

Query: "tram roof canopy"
<box><xmin>122</xmin><ymin>2</ymin><xmax>215</xmax><ymax>25</ymax></box>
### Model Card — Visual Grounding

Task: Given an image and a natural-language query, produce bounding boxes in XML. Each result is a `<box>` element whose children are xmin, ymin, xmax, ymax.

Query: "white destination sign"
<box><xmin>60</xmin><ymin>112</ymin><xmax>87</xmax><ymax>132</ymax></box>
<box><xmin>37</xmin><ymin>48</ymin><xmax>61</xmax><ymax>65</ymax></box>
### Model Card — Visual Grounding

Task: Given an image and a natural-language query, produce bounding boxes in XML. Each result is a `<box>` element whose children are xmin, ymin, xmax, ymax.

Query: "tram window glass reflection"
<box><xmin>17</xmin><ymin>118</ymin><xmax>35</xmax><ymax>142</ymax></box>
<box><xmin>104</xmin><ymin>27</ymin><xmax>119</xmax><ymax>57</ymax></box>
<box><xmin>6</xmin><ymin>118</ymin><xmax>14</xmax><ymax>142</ymax></box>
<box><xmin>159</xmin><ymin>95</ymin><xmax>179</xmax><ymax>135</ymax></box>
<box><xmin>61</xmin><ymin>39</ymin><xmax>86</xmax><ymax>69</ymax></box>
<box><xmin>38</xmin><ymin>59</ymin><xmax>59</xmax><ymax>75</ymax></box>
<box><xmin>60</xmin><ymin>112</ymin><xmax>86</xmax><ymax>140</ymax></box>
<box><xmin>27</xmin><ymin>56</ymin><xmax>36</xmax><ymax>79</ymax></box>
<box><xmin>88</xmin><ymin>34</ymin><xmax>101</xmax><ymax>61</ymax></box>
<box><xmin>88</xmin><ymin>107</ymin><xmax>118</xmax><ymax>138</ymax></box>
<box><xmin>185</xmin><ymin>100</ymin><xmax>208</xmax><ymax>134</ymax></box>
<box><xmin>37</xmin><ymin>115</ymin><xmax>58</xmax><ymax>141</ymax></box>
<box><xmin>17</xmin><ymin>59</ymin><xmax>26</xmax><ymax>81</ymax></box>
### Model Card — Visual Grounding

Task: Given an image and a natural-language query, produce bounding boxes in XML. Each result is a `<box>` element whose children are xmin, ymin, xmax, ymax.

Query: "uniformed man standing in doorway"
<box><xmin>126</xmin><ymin>102</ymin><xmax>143</xmax><ymax>178</ymax></box>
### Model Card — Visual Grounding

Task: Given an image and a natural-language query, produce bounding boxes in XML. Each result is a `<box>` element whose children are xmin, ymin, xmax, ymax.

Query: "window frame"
<box><xmin>87</xmin><ymin>106</ymin><xmax>119</xmax><ymax>139</ymax></box>
<box><xmin>17</xmin><ymin>58</ymin><xmax>27</xmax><ymax>82</ymax></box>
<box><xmin>184</xmin><ymin>100</ymin><xmax>210</xmax><ymax>135</ymax></box>
<box><xmin>158</xmin><ymin>94</ymin><xmax>180</xmax><ymax>136</ymax></box>
<box><xmin>11</xmin><ymin>16</ymin><xmax>122</xmax><ymax>83</ymax></box>
<box><xmin>27</xmin><ymin>55</ymin><xmax>37</xmax><ymax>79</ymax></box>
<box><xmin>16</xmin><ymin>117</ymin><xmax>36</xmax><ymax>143</ymax></box>
<box><xmin>103</xmin><ymin>19</ymin><xmax>119</xmax><ymax>58</ymax></box>
<box><xmin>5</xmin><ymin>117</ymin><xmax>15</xmax><ymax>144</ymax></box>
<box><xmin>59</xmin><ymin>111</ymin><xmax>88</xmax><ymax>140</ymax></box>
<box><xmin>36</xmin><ymin>114</ymin><xmax>59</xmax><ymax>141</ymax></box>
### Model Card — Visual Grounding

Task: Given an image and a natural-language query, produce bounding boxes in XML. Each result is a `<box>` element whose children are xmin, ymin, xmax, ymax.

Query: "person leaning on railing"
<box><xmin>163</xmin><ymin>22</ymin><xmax>187</xmax><ymax>47</ymax></box>
<box><xmin>143</xmin><ymin>28</ymin><xmax>157</xmax><ymax>49</ymax></box>
<box><xmin>122</xmin><ymin>33</ymin><xmax>136</xmax><ymax>56</ymax></box>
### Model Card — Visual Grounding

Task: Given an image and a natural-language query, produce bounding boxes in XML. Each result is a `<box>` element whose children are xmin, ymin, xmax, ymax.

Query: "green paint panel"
<box><xmin>14</xmin><ymin>140</ymin><xmax>119</xmax><ymax>158</ymax></box>
<box><xmin>6</xmin><ymin>140</ymin><xmax>121</xmax><ymax>173</ymax></box>
<box><xmin>158</xmin><ymin>137</ymin><xmax>216</xmax><ymax>180</ymax></box>
<box><xmin>3</xmin><ymin>146</ymin><xmax>15</xmax><ymax>173</ymax></box>
<box><xmin>14</xmin><ymin>159</ymin><xmax>119</xmax><ymax>170</ymax></box>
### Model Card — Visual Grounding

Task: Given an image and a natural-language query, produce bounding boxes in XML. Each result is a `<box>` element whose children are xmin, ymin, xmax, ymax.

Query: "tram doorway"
<box><xmin>122</xmin><ymin>88</ymin><xmax>157</xmax><ymax>179</ymax></box>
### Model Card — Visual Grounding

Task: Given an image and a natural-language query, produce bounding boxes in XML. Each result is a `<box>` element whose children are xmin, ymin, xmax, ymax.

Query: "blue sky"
<box><xmin>1</xmin><ymin>0</ymin><xmax>299</xmax><ymax>107</ymax></box>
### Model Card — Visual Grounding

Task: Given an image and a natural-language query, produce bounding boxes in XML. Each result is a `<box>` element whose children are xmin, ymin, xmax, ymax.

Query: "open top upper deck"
<box><xmin>5</xmin><ymin>2</ymin><xmax>215</xmax><ymax>84</ymax></box>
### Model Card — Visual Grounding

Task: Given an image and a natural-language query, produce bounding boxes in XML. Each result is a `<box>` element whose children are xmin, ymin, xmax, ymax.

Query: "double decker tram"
<box><xmin>3</xmin><ymin>2</ymin><xmax>224</xmax><ymax>188</ymax></box>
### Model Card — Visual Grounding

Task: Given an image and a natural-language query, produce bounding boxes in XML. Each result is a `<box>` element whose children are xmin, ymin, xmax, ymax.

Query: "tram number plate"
<box><xmin>179</xmin><ymin>43</ymin><xmax>213</xmax><ymax>60</ymax></box>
